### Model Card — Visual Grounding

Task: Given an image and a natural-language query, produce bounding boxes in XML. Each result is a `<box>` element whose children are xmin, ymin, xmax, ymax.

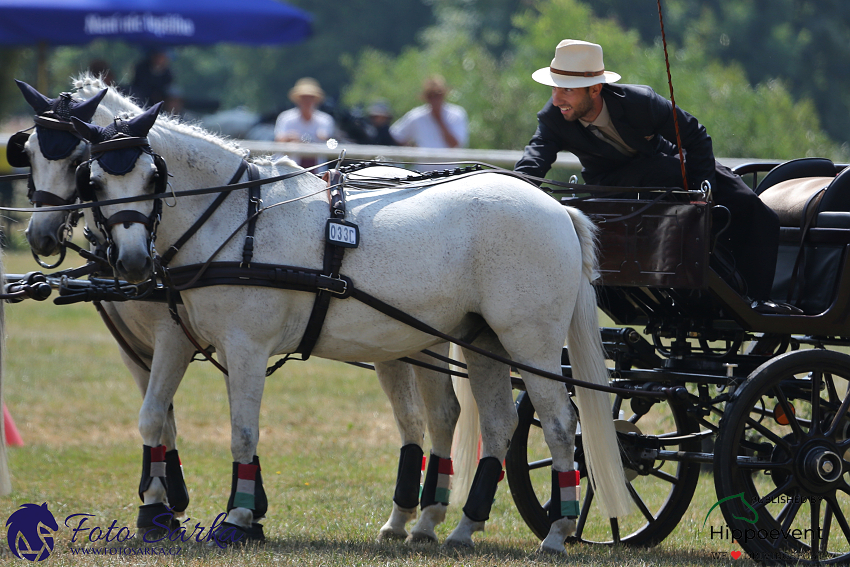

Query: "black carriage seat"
<box><xmin>758</xmin><ymin>159</ymin><xmax>850</xmax><ymax>314</ymax></box>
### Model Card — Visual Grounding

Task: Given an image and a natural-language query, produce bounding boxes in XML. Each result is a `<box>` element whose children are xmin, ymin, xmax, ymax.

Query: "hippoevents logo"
<box><xmin>6</xmin><ymin>503</ymin><xmax>59</xmax><ymax>562</ymax></box>
<box><xmin>703</xmin><ymin>492</ymin><xmax>759</xmax><ymax>528</ymax></box>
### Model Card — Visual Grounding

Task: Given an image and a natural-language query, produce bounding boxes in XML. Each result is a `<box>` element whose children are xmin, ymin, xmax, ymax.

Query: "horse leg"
<box><xmin>374</xmin><ymin>359</ymin><xmax>425</xmax><ymax>541</ymax></box>
<box><xmin>516</xmin><ymin>371</ymin><xmax>580</xmax><ymax>553</ymax></box>
<box><xmin>444</xmin><ymin>331</ymin><xmax>515</xmax><ymax>548</ymax></box>
<box><xmin>215</xmin><ymin>348</ymin><xmax>268</xmax><ymax>545</ymax></box>
<box><xmin>134</xmin><ymin>328</ymin><xmax>196</xmax><ymax>532</ymax></box>
<box><xmin>407</xmin><ymin>343</ymin><xmax>461</xmax><ymax>543</ymax></box>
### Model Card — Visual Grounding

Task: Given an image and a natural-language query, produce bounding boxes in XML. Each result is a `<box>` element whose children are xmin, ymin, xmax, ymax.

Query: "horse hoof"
<box><xmin>537</xmin><ymin>542</ymin><xmax>566</xmax><ymax>554</ymax></box>
<box><xmin>137</xmin><ymin>502</ymin><xmax>179</xmax><ymax>540</ymax></box>
<box><xmin>377</xmin><ymin>528</ymin><xmax>408</xmax><ymax>542</ymax></box>
<box><xmin>442</xmin><ymin>536</ymin><xmax>474</xmax><ymax>550</ymax></box>
<box><xmin>210</xmin><ymin>522</ymin><xmax>265</xmax><ymax>548</ymax></box>
<box><xmin>406</xmin><ymin>531</ymin><xmax>438</xmax><ymax>544</ymax></box>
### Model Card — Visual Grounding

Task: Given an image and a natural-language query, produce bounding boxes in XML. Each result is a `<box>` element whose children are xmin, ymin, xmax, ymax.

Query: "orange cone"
<box><xmin>4</xmin><ymin>403</ymin><xmax>23</xmax><ymax>446</ymax></box>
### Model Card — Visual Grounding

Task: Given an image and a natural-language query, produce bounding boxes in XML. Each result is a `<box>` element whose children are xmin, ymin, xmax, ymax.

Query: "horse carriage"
<box><xmin>4</xmin><ymin>77</ymin><xmax>850</xmax><ymax>564</ymax></box>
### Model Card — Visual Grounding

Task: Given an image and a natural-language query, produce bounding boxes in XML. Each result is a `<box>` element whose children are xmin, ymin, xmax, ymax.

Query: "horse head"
<box><xmin>14</xmin><ymin>80</ymin><xmax>107</xmax><ymax>258</ymax></box>
<box><xmin>71</xmin><ymin>102</ymin><xmax>165</xmax><ymax>283</ymax></box>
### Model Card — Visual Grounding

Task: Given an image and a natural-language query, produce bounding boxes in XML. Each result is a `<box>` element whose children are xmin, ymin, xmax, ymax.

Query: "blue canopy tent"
<box><xmin>0</xmin><ymin>0</ymin><xmax>313</xmax><ymax>90</ymax></box>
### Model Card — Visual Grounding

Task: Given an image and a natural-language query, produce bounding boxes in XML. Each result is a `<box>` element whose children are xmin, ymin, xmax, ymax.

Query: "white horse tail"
<box><xmin>449</xmin><ymin>345</ymin><xmax>479</xmax><ymax>507</ymax></box>
<box><xmin>0</xmin><ymin>252</ymin><xmax>11</xmax><ymax>496</ymax></box>
<box><xmin>565</xmin><ymin>207</ymin><xmax>632</xmax><ymax>519</ymax></box>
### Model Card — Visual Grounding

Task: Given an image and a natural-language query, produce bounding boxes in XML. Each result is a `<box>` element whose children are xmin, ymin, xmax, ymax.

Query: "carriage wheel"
<box><xmin>714</xmin><ymin>349</ymin><xmax>850</xmax><ymax>565</ymax></box>
<box><xmin>505</xmin><ymin>388</ymin><xmax>701</xmax><ymax>546</ymax></box>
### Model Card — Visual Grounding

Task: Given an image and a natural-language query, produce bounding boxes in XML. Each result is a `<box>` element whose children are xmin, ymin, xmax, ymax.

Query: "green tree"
<box><xmin>342</xmin><ymin>0</ymin><xmax>846</xmax><ymax>161</ymax></box>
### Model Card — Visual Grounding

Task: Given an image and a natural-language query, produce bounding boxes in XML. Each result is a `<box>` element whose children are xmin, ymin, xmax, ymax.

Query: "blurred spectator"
<box><xmin>274</xmin><ymin>77</ymin><xmax>335</xmax><ymax>169</ymax></box>
<box><xmin>163</xmin><ymin>86</ymin><xmax>201</xmax><ymax>122</ymax></box>
<box><xmin>87</xmin><ymin>58</ymin><xmax>115</xmax><ymax>86</ymax></box>
<box><xmin>391</xmin><ymin>75</ymin><xmax>468</xmax><ymax>150</ymax></box>
<box><xmin>130</xmin><ymin>48</ymin><xmax>173</xmax><ymax>107</ymax></box>
<box><xmin>361</xmin><ymin>101</ymin><xmax>397</xmax><ymax>146</ymax></box>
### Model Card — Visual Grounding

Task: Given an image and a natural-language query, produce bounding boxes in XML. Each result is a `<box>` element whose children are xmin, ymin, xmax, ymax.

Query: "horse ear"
<box><xmin>71</xmin><ymin>116</ymin><xmax>103</xmax><ymax>143</ymax></box>
<box><xmin>126</xmin><ymin>102</ymin><xmax>163</xmax><ymax>137</ymax></box>
<box><xmin>72</xmin><ymin>88</ymin><xmax>108</xmax><ymax>122</ymax></box>
<box><xmin>15</xmin><ymin>79</ymin><xmax>52</xmax><ymax>115</ymax></box>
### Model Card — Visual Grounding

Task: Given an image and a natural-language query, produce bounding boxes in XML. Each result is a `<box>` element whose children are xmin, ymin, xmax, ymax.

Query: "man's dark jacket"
<box><xmin>515</xmin><ymin>84</ymin><xmax>715</xmax><ymax>190</ymax></box>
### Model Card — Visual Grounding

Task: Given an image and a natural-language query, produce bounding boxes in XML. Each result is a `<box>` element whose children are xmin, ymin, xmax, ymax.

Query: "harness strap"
<box><xmin>786</xmin><ymin>186</ymin><xmax>827</xmax><ymax>305</ymax></box>
<box><xmin>93</xmin><ymin>300</ymin><xmax>151</xmax><ymax>373</ymax></box>
<box><xmin>296</xmin><ymin>170</ymin><xmax>348</xmax><ymax>359</ymax></box>
<box><xmin>241</xmin><ymin>163</ymin><xmax>262</xmax><ymax>267</ymax></box>
<box><xmin>159</xmin><ymin>160</ymin><xmax>249</xmax><ymax>267</ymax></box>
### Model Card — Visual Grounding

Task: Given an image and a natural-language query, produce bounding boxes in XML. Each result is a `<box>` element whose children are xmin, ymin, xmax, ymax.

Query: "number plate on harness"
<box><xmin>326</xmin><ymin>219</ymin><xmax>359</xmax><ymax>248</ymax></box>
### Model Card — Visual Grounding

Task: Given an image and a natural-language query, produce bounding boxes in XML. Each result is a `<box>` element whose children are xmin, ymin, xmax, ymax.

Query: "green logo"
<box><xmin>703</xmin><ymin>493</ymin><xmax>759</xmax><ymax>527</ymax></box>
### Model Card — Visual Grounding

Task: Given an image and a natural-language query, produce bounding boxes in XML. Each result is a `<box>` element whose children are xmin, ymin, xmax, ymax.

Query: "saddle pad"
<box><xmin>758</xmin><ymin>176</ymin><xmax>833</xmax><ymax>227</ymax></box>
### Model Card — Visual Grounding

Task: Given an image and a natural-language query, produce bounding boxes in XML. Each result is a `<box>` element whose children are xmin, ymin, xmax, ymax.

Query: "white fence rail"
<box><xmin>0</xmin><ymin>133</ymin><xmax>776</xmax><ymax>172</ymax></box>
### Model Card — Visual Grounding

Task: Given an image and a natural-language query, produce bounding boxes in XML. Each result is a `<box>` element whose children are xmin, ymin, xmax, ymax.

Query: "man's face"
<box><xmin>552</xmin><ymin>86</ymin><xmax>594</xmax><ymax>121</ymax></box>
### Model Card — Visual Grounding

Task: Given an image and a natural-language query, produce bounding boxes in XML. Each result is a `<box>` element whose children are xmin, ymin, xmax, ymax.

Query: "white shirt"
<box><xmin>390</xmin><ymin>103</ymin><xmax>469</xmax><ymax>149</ymax></box>
<box><xmin>274</xmin><ymin>107</ymin><xmax>336</xmax><ymax>169</ymax></box>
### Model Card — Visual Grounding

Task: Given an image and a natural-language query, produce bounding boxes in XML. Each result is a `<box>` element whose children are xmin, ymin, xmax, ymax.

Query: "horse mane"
<box><xmin>69</xmin><ymin>72</ymin><xmax>296</xmax><ymax>168</ymax></box>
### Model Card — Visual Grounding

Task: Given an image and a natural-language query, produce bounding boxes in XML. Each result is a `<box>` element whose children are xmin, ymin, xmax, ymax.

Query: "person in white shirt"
<box><xmin>390</xmin><ymin>75</ymin><xmax>468</xmax><ymax>171</ymax></box>
<box><xmin>274</xmin><ymin>77</ymin><xmax>335</xmax><ymax>170</ymax></box>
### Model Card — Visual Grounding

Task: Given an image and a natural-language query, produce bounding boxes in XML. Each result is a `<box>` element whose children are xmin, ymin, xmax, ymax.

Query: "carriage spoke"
<box><xmin>745</xmin><ymin>416</ymin><xmax>793</xmax><ymax>452</ymax></box>
<box><xmin>821</xmin><ymin>500</ymin><xmax>834</xmax><ymax>555</ymax></box>
<box><xmin>826</xmin><ymin>389</ymin><xmax>850</xmax><ymax>438</ymax></box>
<box><xmin>771</xmin><ymin>499</ymin><xmax>801</xmax><ymax>550</ymax></box>
<box><xmin>773</xmin><ymin>387</ymin><xmax>805</xmax><ymax>440</ymax></box>
<box><xmin>648</xmin><ymin>467</ymin><xmax>678</xmax><ymax>485</ymax></box>
<box><xmin>810</xmin><ymin>371</ymin><xmax>823</xmax><ymax>435</ymax></box>
<box><xmin>751</xmin><ymin>478</ymin><xmax>795</xmax><ymax>514</ymax></box>
<box><xmin>810</xmin><ymin>496</ymin><xmax>821</xmax><ymax>561</ymax></box>
<box><xmin>528</xmin><ymin>458</ymin><xmax>553</xmax><ymax>471</ymax></box>
<box><xmin>626</xmin><ymin>480</ymin><xmax>655</xmax><ymax>523</ymax></box>
<box><xmin>825</xmin><ymin>495</ymin><xmax>850</xmax><ymax>549</ymax></box>
<box><xmin>574</xmin><ymin>482</ymin><xmax>594</xmax><ymax>541</ymax></box>
<box><xmin>610</xmin><ymin>517</ymin><xmax>621</xmax><ymax>544</ymax></box>
<box><xmin>825</xmin><ymin>373</ymin><xmax>840</xmax><ymax>406</ymax></box>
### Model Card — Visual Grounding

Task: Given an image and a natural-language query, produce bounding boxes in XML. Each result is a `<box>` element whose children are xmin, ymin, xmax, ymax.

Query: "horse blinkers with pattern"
<box><xmin>76</xmin><ymin>151</ymin><xmax>168</xmax><ymax>203</ymax></box>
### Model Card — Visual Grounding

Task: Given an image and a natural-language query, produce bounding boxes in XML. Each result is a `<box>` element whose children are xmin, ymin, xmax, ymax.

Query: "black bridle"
<box><xmin>75</xmin><ymin>134</ymin><xmax>169</xmax><ymax>271</ymax></box>
<box><xmin>8</xmin><ymin>111</ymin><xmax>92</xmax><ymax>269</ymax></box>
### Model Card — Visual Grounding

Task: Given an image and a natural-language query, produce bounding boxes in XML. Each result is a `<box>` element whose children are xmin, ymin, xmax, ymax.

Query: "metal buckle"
<box><xmin>318</xmin><ymin>276</ymin><xmax>348</xmax><ymax>296</ymax></box>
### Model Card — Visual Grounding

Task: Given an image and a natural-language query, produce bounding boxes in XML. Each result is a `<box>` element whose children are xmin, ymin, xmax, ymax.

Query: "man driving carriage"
<box><xmin>515</xmin><ymin>39</ymin><xmax>795</xmax><ymax>314</ymax></box>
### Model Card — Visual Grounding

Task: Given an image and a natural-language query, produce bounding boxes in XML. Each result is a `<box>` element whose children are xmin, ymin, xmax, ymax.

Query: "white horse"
<box><xmin>16</xmin><ymin>76</ymin><xmax>470</xmax><ymax>544</ymax></box>
<box><xmin>71</xmin><ymin>102</ymin><xmax>632</xmax><ymax>552</ymax></box>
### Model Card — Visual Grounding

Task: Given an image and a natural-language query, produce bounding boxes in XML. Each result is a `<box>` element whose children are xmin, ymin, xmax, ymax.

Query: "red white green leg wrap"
<box><xmin>420</xmin><ymin>453</ymin><xmax>453</xmax><ymax>509</ymax></box>
<box><xmin>551</xmin><ymin>469</ymin><xmax>580</xmax><ymax>521</ymax></box>
<box><xmin>138</xmin><ymin>444</ymin><xmax>168</xmax><ymax>501</ymax></box>
<box><xmin>393</xmin><ymin>444</ymin><xmax>424</xmax><ymax>509</ymax></box>
<box><xmin>227</xmin><ymin>455</ymin><xmax>268</xmax><ymax>520</ymax></box>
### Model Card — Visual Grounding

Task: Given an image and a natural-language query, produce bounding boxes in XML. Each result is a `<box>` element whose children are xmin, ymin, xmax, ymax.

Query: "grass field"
<box><xmin>0</xmin><ymin>249</ymin><xmax>750</xmax><ymax>566</ymax></box>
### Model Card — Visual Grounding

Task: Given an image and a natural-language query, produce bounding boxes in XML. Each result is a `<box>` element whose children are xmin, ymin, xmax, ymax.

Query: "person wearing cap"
<box><xmin>515</xmin><ymin>39</ymin><xmax>788</xmax><ymax>312</ymax></box>
<box><xmin>390</xmin><ymin>75</ymin><xmax>469</xmax><ymax>156</ymax></box>
<box><xmin>274</xmin><ymin>77</ymin><xmax>336</xmax><ymax>169</ymax></box>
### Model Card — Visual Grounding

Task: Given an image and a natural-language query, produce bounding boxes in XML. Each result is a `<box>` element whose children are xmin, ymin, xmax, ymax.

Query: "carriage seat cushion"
<box><xmin>758</xmin><ymin>177</ymin><xmax>833</xmax><ymax>227</ymax></box>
